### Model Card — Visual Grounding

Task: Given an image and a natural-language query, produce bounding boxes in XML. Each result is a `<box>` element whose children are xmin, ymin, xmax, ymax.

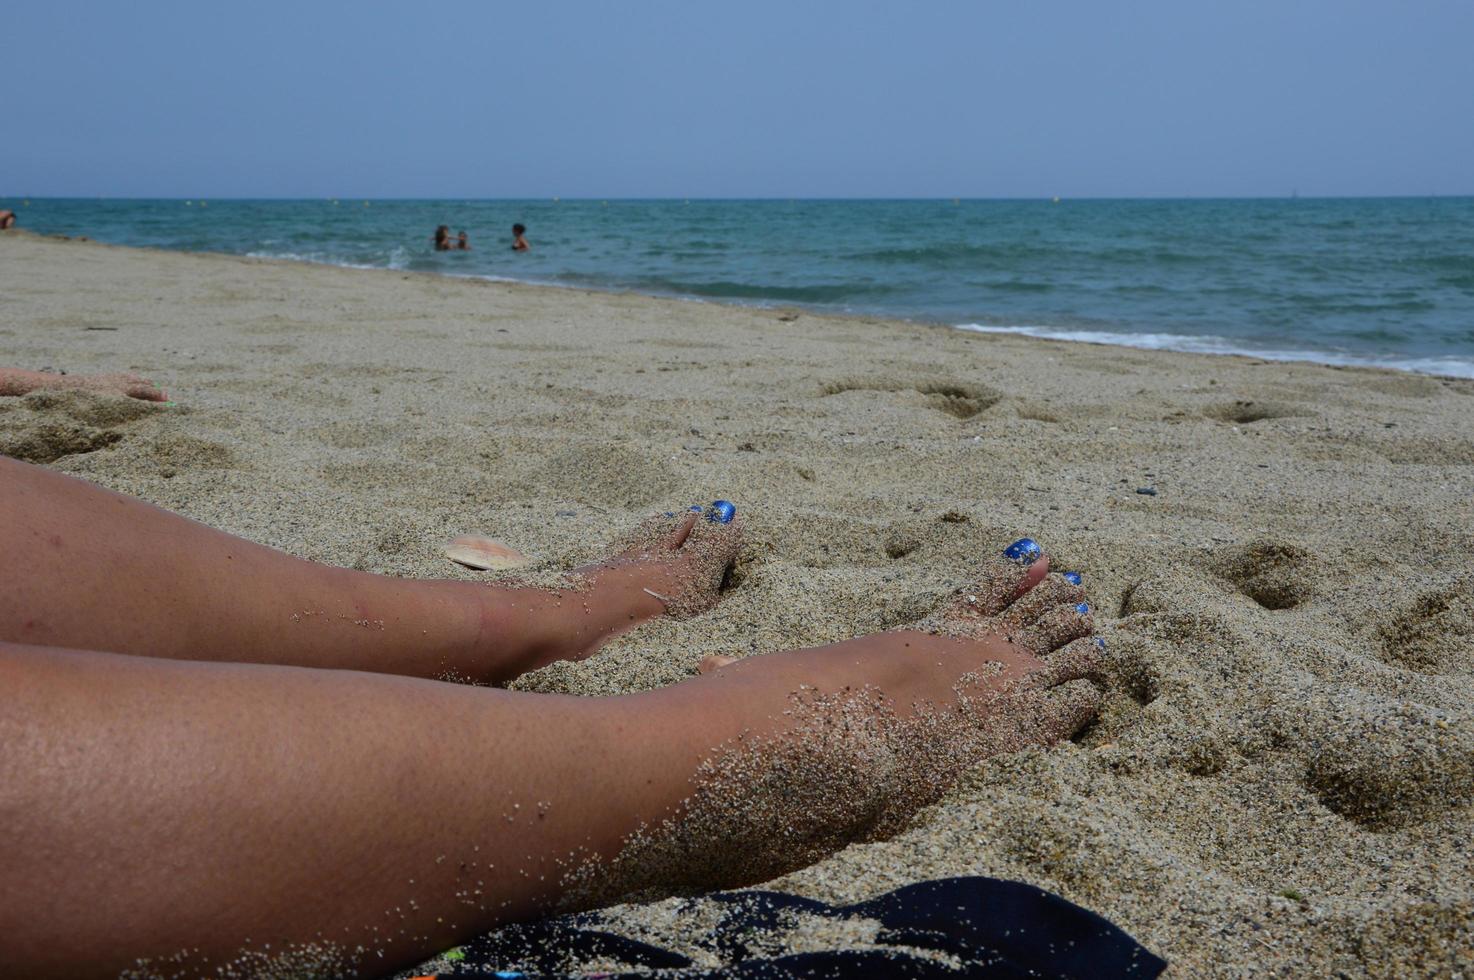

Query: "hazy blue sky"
<box><xmin>5</xmin><ymin>1</ymin><xmax>1471</xmax><ymax>198</ymax></box>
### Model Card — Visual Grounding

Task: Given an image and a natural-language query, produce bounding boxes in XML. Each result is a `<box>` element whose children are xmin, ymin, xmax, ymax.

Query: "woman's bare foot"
<box><xmin>699</xmin><ymin>537</ymin><xmax>1098</xmax><ymax>708</ymax></box>
<box><xmin>706</xmin><ymin>537</ymin><xmax>1102</xmax><ymax>739</ymax></box>
<box><xmin>478</xmin><ymin>504</ymin><xmax>744</xmax><ymax>681</ymax></box>
<box><xmin>590</xmin><ymin>539</ymin><xmax>1104</xmax><ymax>897</ymax></box>
<box><xmin>0</xmin><ymin>367</ymin><xmax>167</xmax><ymax>402</ymax></box>
<box><xmin>591</xmin><ymin>504</ymin><xmax>744</xmax><ymax>618</ymax></box>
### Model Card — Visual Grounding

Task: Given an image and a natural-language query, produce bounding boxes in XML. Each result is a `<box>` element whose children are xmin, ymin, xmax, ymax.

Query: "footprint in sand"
<box><xmin>821</xmin><ymin>377</ymin><xmax>1002</xmax><ymax>420</ymax></box>
<box><xmin>1213</xmin><ymin>540</ymin><xmax>1323</xmax><ymax>611</ymax></box>
<box><xmin>1201</xmin><ymin>399</ymin><xmax>1311</xmax><ymax>424</ymax></box>
<box><xmin>1378</xmin><ymin>584</ymin><xmax>1474</xmax><ymax>675</ymax></box>
<box><xmin>1291</xmin><ymin>692</ymin><xmax>1474</xmax><ymax>828</ymax></box>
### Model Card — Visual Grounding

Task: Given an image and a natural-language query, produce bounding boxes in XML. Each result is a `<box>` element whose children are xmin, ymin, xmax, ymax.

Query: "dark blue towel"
<box><xmin>417</xmin><ymin>876</ymin><xmax>1166</xmax><ymax>979</ymax></box>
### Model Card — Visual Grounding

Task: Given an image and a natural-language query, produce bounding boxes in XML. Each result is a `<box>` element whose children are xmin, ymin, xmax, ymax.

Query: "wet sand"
<box><xmin>3</xmin><ymin>231</ymin><xmax>1472</xmax><ymax>977</ymax></box>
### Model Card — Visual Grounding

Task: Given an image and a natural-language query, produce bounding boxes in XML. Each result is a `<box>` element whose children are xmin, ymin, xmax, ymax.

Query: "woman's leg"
<box><xmin>0</xmin><ymin>544</ymin><xmax>1099</xmax><ymax>978</ymax></box>
<box><xmin>0</xmin><ymin>367</ymin><xmax>168</xmax><ymax>401</ymax></box>
<box><xmin>0</xmin><ymin>457</ymin><xmax>741</xmax><ymax>685</ymax></box>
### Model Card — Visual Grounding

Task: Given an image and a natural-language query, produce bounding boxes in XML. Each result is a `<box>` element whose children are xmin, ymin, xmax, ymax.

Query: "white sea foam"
<box><xmin>244</xmin><ymin>250</ymin><xmax>387</xmax><ymax>272</ymax></box>
<box><xmin>219</xmin><ymin>249</ymin><xmax>1474</xmax><ymax>382</ymax></box>
<box><xmin>953</xmin><ymin>323</ymin><xmax>1474</xmax><ymax>380</ymax></box>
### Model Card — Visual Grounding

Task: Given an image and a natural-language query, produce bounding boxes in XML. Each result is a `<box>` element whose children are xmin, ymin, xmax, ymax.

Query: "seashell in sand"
<box><xmin>444</xmin><ymin>535</ymin><xmax>529</xmax><ymax>571</ymax></box>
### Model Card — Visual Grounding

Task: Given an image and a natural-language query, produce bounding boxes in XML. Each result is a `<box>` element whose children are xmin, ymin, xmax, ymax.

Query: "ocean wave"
<box><xmin>984</xmin><ymin>279</ymin><xmax>1055</xmax><ymax>293</ymax></box>
<box><xmin>629</xmin><ymin>278</ymin><xmax>896</xmax><ymax>303</ymax></box>
<box><xmin>953</xmin><ymin>323</ymin><xmax>1474</xmax><ymax>379</ymax></box>
<box><xmin>246</xmin><ymin>245</ymin><xmax>414</xmax><ymax>273</ymax></box>
<box><xmin>244</xmin><ymin>250</ymin><xmax>388</xmax><ymax>271</ymax></box>
<box><xmin>848</xmin><ymin>242</ymin><xmax>1057</xmax><ymax>265</ymax></box>
<box><xmin>1410</xmin><ymin>254</ymin><xmax>1474</xmax><ymax>273</ymax></box>
<box><xmin>1108</xmin><ymin>284</ymin><xmax>1173</xmax><ymax>295</ymax></box>
<box><xmin>1296</xmin><ymin>298</ymin><xmax>1438</xmax><ymax>315</ymax></box>
<box><xmin>851</xmin><ymin>242</ymin><xmax>1228</xmax><ymax>270</ymax></box>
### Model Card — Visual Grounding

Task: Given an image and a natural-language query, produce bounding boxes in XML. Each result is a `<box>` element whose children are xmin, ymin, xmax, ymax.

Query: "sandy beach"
<box><xmin>3</xmin><ymin>231</ymin><xmax>1472</xmax><ymax>977</ymax></box>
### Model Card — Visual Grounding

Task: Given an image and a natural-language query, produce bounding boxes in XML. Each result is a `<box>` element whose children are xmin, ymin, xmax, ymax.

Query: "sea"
<box><xmin>8</xmin><ymin>197</ymin><xmax>1474</xmax><ymax>378</ymax></box>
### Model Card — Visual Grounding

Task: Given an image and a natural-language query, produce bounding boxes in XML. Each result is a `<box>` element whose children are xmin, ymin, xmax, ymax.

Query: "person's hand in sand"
<box><xmin>0</xmin><ymin>458</ymin><xmax>1101</xmax><ymax>978</ymax></box>
<box><xmin>0</xmin><ymin>367</ymin><xmax>167</xmax><ymax>401</ymax></box>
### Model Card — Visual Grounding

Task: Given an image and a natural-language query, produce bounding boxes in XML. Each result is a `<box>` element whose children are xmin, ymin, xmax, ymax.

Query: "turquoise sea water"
<box><xmin>8</xmin><ymin>197</ymin><xmax>1474</xmax><ymax>377</ymax></box>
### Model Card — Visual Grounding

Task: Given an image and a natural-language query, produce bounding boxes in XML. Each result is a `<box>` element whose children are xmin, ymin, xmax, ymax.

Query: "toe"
<box><xmin>656</xmin><ymin>507</ymin><xmax>744</xmax><ymax>618</ymax></box>
<box><xmin>698</xmin><ymin>654</ymin><xmax>738</xmax><ymax>674</ymax></box>
<box><xmin>951</xmin><ymin>537</ymin><xmax>1052</xmax><ymax>619</ymax></box>
<box><xmin>995</xmin><ymin>574</ymin><xmax>1087</xmax><ymax>630</ymax></box>
<box><xmin>1013</xmin><ymin>600</ymin><xmax>1094</xmax><ymax>654</ymax></box>
<box><xmin>704</xmin><ymin>499</ymin><xmax>737</xmax><ymax>525</ymax></box>
<box><xmin>615</xmin><ymin>511</ymin><xmax>695</xmax><ymax>556</ymax></box>
<box><xmin>666</xmin><ymin>511</ymin><xmax>699</xmax><ymax>548</ymax></box>
<box><xmin>686</xmin><ymin>507</ymin><xmax>745</xmax><ymax>565</ymax></box>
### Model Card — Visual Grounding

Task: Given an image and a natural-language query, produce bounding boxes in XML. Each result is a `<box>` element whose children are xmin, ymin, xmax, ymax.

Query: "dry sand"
<box><xmin>3</xmin><ymin>231</ymin><xmax>1472</xmax><ymax>977</ymax></box>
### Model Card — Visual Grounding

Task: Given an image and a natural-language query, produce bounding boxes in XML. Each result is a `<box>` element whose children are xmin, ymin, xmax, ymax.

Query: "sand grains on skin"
<box><xmin>561</xmin><ymin>551</ymin><xmax>1103</xmax><ymax>911</ymax></box>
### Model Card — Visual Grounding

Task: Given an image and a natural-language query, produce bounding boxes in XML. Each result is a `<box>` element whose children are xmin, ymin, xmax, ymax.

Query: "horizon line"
<box><xmin>5</xmin><ymin>193</ymin><xmax>1473</xmax><ymax>203</ymax></box>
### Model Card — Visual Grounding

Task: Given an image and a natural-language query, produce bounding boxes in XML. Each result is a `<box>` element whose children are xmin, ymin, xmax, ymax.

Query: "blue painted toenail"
<box><xmin>1075</xmin><ymin>602</ymin><xmax>1091</xmax><ymax>614</ymax></box>
<box><xmin>1095</xmin><ymin>636</ymin><xmax>1106</xmax><ymax>649</ymax></box>
<box><xmin>707</xmin><ymin>500</ymin><xmax>737</xmax><ymax>524</ymax></box>
<box><xmin>1002</xmin><ymin>538</ymin><xmax>1041</xmax><ymax>563</ymax></box>
<box><xmin>1062</xmin><ymin>571</ymin><xmax>1083</xmax><ymax>585</ymax></box>
<box><xmin>664</xmin><ymin>511</ymin><xmax>676</xmax><ymax>517</ymax></box>
<box><xmin>689</xmin><ymin>505</ymin><xmax>704</xmax><ymax>512</ymax></box>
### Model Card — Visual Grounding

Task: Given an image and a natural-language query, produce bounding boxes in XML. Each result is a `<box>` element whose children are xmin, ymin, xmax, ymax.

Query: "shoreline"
<box><xmin>9</xmin><ymin>226</ymin><xmax>1473</xmax><ymax>381</ymax></box>
<box><xmin>4</xmin><ymin>231</ymin><xmax>1474</xmax><ymax>976</ymax></box>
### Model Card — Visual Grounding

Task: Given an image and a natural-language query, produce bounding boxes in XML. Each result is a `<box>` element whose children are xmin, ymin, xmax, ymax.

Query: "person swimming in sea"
<box><xmin>433</xmin><ymin>225</ymin><xmax>454</xmax><ymax>251</ymax></box>
<box><xmin>0</xmin><ymin>210</ymin><xmax>16</xmax><ymax>230</ymax></box>
<box><xmin>512</xmin><ymin>222</ymin><xmax>530</xmax><ymax>252</ymax></box>
<box><xmin>457</xmin><ymin>230</ymin><xmax>471</xmax><ymax>251</ymax></box>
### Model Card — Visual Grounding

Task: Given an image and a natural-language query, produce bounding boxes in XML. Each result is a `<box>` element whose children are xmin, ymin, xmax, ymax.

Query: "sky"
<box><xmin>4</xmin><ymin>0</ymin><xmax>1472</xmax><ymax>199</ymax></box>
